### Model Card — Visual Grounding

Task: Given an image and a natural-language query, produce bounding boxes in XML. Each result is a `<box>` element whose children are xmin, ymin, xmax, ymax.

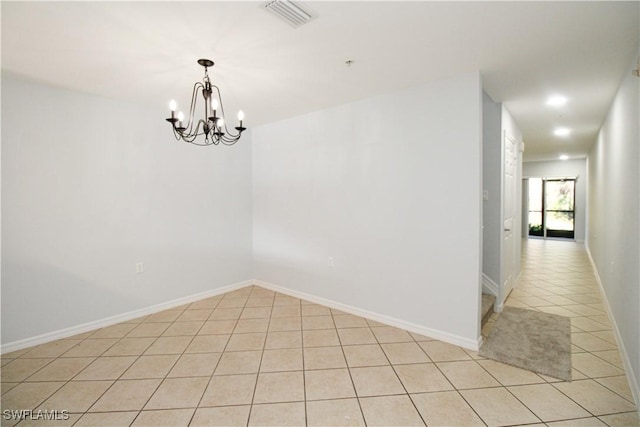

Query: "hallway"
<box><xmin>484</xmin><ymin>238</ymin><xmax>638</xmax><ymax>425</ymax></box>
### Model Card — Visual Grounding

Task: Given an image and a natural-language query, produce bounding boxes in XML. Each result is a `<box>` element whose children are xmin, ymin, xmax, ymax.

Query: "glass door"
<box><xmin>545</xmin><ymin>179</ymin><xmax>575</xmax><ymax>239</ymax></box>
<box><xmin>528</xmin><ymin>178</ymin><xmax>544</xmax><ymax>236</ymax></box>
<box><xmin>527</xmin><ymin>178</ymin><xmax>576</xmax><ymax>239</ymax></box>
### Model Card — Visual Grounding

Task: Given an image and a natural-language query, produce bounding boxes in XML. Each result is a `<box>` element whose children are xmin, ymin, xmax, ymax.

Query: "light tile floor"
<box><xmin>1</xmin><ymin>239</ymin><xmax>638</xmax><ymax>426</ymax></box>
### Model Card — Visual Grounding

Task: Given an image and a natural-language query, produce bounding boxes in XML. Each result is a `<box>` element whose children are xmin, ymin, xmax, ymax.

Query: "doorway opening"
<box><xmin>527</xmin><ymin>177</ymin><xmax>575</xmax><ymax>239</ymax></box>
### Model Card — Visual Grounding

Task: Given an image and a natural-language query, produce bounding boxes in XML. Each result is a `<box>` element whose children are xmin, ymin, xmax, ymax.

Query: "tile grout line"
<box><xmin>299</xmin><ymin>298</ymin><xmax>308</xmax><ymax>427</ymax></box>
<box><xmin>374</xmin><ymin>324</ymin><xmax>430</xmax><ymax>427</ymax></box>
<box><xmin>246</xmin><ymin>286</ymin><xmax>275</xmax><ymax>427</ymax></box>
<box><xmin>33</xmin><ymin>312</ymin><xmax>181</xmax><ymax>422</ymax></box>
<box><xmin>180</xmin><ymin>293</ymin><xmax>231</xmax><ymax>427</ymax></box>
<box><xmin>417</xmin><ymin>342</ymin><xmax>491</xmax><ymax>426</ymax></box>
<box><xmin>130</xmin><ymin>298</ymin><xmax>221</xmax><ymax>423</ymax></box>
<box><xmin>117</xmin><ymin>298</ymin><xmax>214</xmax><ymax>426</ymax></box>
<box><xmin>70</xmin><ymin>321</ymin><xmax>155</xmax><ymax>423</ymax></box>
<box><xmin>329</xmin><ymin>307</ymin><xmax>369</xmax><ymax>426</ymax></box>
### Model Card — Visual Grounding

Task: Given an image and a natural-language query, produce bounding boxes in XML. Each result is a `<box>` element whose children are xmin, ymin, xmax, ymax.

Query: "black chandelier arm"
<box><xmin>210</xmin><ymin>84</ymin><xmax>243</xmax><ymax>137</ymax></box>
<box><xmin>182</xmin><ymin>82</ymin><xmax>206</xmax><ymax>135</ymax></box>
<box><xmin>183</xmin><ymin>137</ymin><xmax>219</xmax><ymax>147</ymax></box>
<box><xmin>172</xmin><ymin>127</ymin><xmax>240</xmax><ymax>146</ymax></box>
<box><xmin>177</xmin><ymin>119</ymin><xmax>210</xmax><ymax>143</ymax></box>
<box><xmin>180</xmin><ymin>132</ymin><xmax>199</xmax><ymax>144</ymax></box>
<box><xmin>171</xmin><ymin>126</ymin><xmax>182</xmax><ymax>141</ymax></box>
<box><xmin>217</xmin><ymin>128</ymin><xmax>241</xmax><ymax>140</ymax></box>
<box><xmin>219</xmin><ymin>133</ymin><xmax>242</xmax><ymax>145</ymax></box>
<box><xmin>207</xmin><ymin>134</ymin><xmax>222</xmax><ymax>146</ymax></box>
<box><xmin>220</xmin><ymin>139</ymin><xmax>240</xmax><ymax>146</ymax></box>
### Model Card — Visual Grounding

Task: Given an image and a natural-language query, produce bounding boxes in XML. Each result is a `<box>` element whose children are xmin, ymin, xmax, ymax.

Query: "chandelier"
<box><xmin>166</xmin><ymin>59</ymin><xmax>246</xmax><ymax>146</ymax></box>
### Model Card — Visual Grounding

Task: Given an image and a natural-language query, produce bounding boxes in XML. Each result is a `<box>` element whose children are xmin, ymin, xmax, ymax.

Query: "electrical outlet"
<box><xmin>328</xmin><ymin>256</ymin><xmax>335</xmax><ymax>267</ymax></box>
<box><xmin>136</xmin><ymin>262</ymin><xmax>144</xmax><ymax>274</ymax></box>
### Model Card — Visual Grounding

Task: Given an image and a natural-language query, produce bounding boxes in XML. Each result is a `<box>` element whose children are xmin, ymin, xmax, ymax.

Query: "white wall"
<box><xmin>253</xmin><ymin>72</ymin><xmax>483</xmax><ymax>348</ymax></box>
<box><xmin>523</xmin><ymin>159</ymin><xmax>587</xmax><ymax>242</ymax></box>
<box><xmin>1</xmin><ymin>74</ymin><xmax>253</xmax><ymax>345</ymax></box>
<box><xmin>482</xmin><ymin>92</ymin><xmax>502</xmax><ymax>289</ymax></box>
<box><xmin>587</xmin><ymin>51</ymin><xmax>640</xmax><ymax>404</ymax></box>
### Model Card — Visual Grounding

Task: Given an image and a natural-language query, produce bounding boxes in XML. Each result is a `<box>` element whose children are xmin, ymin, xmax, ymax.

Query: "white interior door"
<box><xmin>502</xmin><ymin>133</ymin><xmax>516</xmax><ymax>301</ymax></box>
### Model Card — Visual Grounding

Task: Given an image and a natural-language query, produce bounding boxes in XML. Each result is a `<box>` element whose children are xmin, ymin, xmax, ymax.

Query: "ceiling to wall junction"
<box><xmin>2</xmin><ymin>1</ymin><xmax>638</xmax><ymax>161</ymax></box>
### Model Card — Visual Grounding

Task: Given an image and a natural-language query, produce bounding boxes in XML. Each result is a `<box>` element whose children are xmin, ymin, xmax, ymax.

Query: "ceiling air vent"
<box><xmin>263</xmin><ymin>0</ymin><xmax>317</xmax><ymax>28</ymax></box>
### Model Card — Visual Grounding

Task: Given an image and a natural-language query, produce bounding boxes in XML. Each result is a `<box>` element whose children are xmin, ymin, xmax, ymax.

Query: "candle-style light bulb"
<box><xmin>168</xmin><ymin>99</ymin><xmax>177</xmax><ymax>121</ymax></box>
<box><xmin>237</xmin><ymin>110</ymin><xmax>245</xmax><ymax>129</ymax></box>
<box><xmin>217</xmin><ymin>117</ymin><xmax>224</xmax><ymax>129</ymax></box>
<box><xmin>211</xmin><ymin>98</ymin><xmax>219</xmax><ymax>118</ymax></box>
<box><xmin>177</xmin><ymin>111</ymin><xmax>184</xmax><ymax>128</ymax></box>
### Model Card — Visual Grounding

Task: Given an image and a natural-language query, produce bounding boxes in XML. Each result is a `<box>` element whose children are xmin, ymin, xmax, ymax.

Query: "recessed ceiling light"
<box><xmin>554</xmin><ymin>127</ymin><xmax>571</xmax><ymax>137</ymax></box>
<box><xmin>559</xmin><ymin>154</ymin><xmax>569</xmax><ymax>160</ymax></box>
<box><xmin>546</xmin><ymin>95</ymin><xmax>568</xmax><ymax>107</ymax></box>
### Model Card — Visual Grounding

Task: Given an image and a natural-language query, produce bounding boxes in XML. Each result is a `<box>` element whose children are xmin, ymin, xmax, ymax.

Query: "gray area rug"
<box><xmin>480</xmin><ymin>306</ymin><xmax>572</xmax><ymax>381</ymax></box>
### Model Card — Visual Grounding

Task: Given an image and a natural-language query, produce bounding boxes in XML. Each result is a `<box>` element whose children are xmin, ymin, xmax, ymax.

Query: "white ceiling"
<box><xmin>2</xmin><ymin>1</ymin><xmax>638</xmax><ymax>161</ymax></box>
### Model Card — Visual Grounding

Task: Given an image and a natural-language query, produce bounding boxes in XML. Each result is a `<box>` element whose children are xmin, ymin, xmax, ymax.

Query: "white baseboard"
<box><xmin>2</xmin><ymin>277</ymin><xmax>484</xmax><ymax>355</ymax></box>
<box><xmin>482</xmin><ymin>273</ymin><xmax>499</xmax><ymax>296</ymax></box>
<box><xmin>1</xmin><ymin>280</ymin><xmax>253</xmax><ymax>355</ymax></box>
<box><xmin>482</xmin><ymin>273</ymin><xmax>503</xmax><ymax>312</ymax></box>
<box><xmin>253</xmin><ymin>279</ymin><xmax>482</xmax><ymax>351</ymax></box>
<box><xmin>585</xmin><ymin>246</ymin><xmax>640</xmax><ymax>409</ymax></box>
